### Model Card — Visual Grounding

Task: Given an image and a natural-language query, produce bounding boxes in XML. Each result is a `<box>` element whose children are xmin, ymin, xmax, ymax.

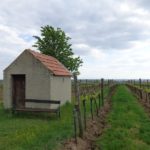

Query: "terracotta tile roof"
<box><xmin>27</xmin><ymin>49</ymin><xmax>72</xmax><ymax>77</ymax></box>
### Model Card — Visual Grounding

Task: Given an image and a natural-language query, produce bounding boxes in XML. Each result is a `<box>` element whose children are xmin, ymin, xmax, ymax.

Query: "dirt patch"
<box><xmin>62</xmin><ymin>101</ymin><xmax>111</xmax><ymax>150</ymax></box>
<box><xmin>60</xmin><ymin>86</ymin><xmax>116</xmax><ymax>150</ymax></box>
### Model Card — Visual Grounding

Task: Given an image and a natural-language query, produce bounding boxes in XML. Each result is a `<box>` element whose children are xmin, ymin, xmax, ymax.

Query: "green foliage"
<box><xmin>33</xmin><ymin>25</ymin><xmax>83</xmax><ymax>73</ymax></box>
<box><xmin>96</xmin><ymin>85</ymin><xmax>150</xmax><ymax>150</ymax></box>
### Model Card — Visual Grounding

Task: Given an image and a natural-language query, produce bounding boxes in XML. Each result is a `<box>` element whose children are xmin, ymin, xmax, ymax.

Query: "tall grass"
<box><xmin>0</xmin><ymin>102</ymin><xmax>74</xmax><ymax>150</ymax></box>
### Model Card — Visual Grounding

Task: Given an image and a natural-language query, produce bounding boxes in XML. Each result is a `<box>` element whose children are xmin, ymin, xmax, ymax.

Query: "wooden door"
<box><xmin>12</xmin><ymin>75</ymin><xmax>25</xmax><ymax>108</ymax></box>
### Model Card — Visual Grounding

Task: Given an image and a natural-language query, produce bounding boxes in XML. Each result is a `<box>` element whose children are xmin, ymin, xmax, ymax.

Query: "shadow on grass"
<box><xmin>0</xmin><ymin>102</ymin><xmax>69</xmax><ymax>121</ymax></box>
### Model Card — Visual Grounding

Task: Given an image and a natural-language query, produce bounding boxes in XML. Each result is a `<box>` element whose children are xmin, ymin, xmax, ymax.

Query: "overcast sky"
<box><xmin>1</xmin><ymin>0</ymin><xmax>150</xmax><ymax>79</ymax></box>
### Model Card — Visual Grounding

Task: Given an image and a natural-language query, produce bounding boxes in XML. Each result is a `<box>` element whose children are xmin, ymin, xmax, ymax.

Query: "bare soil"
<box><xmin>60</xmin><ymin>87</ymin><xmax>116</xmax><ymax>150</ymax></box>
<box><xmin>61</xmin><ymin>101</ymin><xmax>111</xmax><ymax>150</ymax></box>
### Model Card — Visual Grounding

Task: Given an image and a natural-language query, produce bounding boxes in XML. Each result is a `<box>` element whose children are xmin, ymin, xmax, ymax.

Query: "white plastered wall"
<box><xmin>3</xmin><ymin>50</ymin><xmax>51</xmax><ymax>109</ymax></box>
<box><xmin>50</xmin><ymin>76</ymin><xmax>71</xmax><ymax>108</ymax></box>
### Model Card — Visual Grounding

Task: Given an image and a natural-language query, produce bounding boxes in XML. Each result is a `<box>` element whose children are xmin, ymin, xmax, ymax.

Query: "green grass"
<box><xmin>96</xmin><ymin>85</ymin><xmax>150</xmax><ymax>150</ymax></box>
<box><xmin>0</xmin><ymin>85</ymin><xmax>109</xmax><ymax>150</ymax></box>
<box><xmin>0</xmin><ymin>102</ymin><xmax>74</xmax><ymax>150</ymax></box>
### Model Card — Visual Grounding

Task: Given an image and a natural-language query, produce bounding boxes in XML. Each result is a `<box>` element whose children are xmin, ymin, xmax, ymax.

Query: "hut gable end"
<box><xmin>28</xmin><ymin>49</ymin><xmax>72</xmax><ymax>77</ymax></box>
<box><xmin>4</xmin><ymin>50</ymin><xmax>52</xmax><ymax>76</ymax></box>
<box><xmin>4</xmin><ymin>50</ymin><xmax>27</xmax><ymax>73</ymax></box>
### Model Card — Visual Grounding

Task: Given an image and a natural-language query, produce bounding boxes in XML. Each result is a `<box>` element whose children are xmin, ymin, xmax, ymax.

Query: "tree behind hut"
<box><xmin>33</xmin><ymin>25</ymin><xmax>83</xmax><ymax>73</ymax></box>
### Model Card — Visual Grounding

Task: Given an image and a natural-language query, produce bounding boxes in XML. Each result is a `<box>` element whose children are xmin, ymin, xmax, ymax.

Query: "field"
<box><xmin>0</xmin><ymin>102</ymin><xmax>74</xmax><ymax>150</ymax></box>
<box><xmin>0</xmin><ymin>83</ymin><xmax>110</xmax><ymax>150</ymax></box>
<box><xmin>1</xmin><ymin>81</ymin><xmax>150</xmax><ymax>150</ymax></box>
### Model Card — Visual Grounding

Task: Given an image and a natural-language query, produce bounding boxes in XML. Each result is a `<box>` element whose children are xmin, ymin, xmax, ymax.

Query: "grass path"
<box><xmin>96</xmin><ymin>85</ymin><xmax>150</xmax><ymax>150</ymax></box>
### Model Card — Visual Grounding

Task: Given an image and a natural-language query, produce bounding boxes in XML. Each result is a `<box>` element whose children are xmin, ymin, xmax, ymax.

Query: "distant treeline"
<box><xmin>71</xmin><ymin>79</ymin><xmax>100</xmax><ymax>84</ymax></box>
<box><xmin>71</xmin><ymin>79</ymin><xmax>150</xmax><ymax>85</ymax></box>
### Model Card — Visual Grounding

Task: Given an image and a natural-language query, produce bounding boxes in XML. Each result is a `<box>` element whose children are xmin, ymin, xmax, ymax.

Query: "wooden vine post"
<box><xmin>73</xmin><ymin>73</ymin><xmax>83</xmax><ymax>138</ymax></box>
<box><xmin>98</xmin><ymin>93</ymin><xmax>101</xmax><ymax>109</ymax></box>
<box><xmin>139</xmin><ymin>78</ymin><xmax>142</xmax><ymax>99</ymax></box>
<box><xmin>101</xmin><ymin>78</ymin><xmax>104</xmax><ymax>106</ymax></box>
<box><xmin>73</xmin><ymin>108</ymin><xmax>77</xmax><ymax>144</ymax></box>
<box><xmin>108</xmin><ymin>79</ymin><xmax>110</xmax><ymax>86</ymax></box>
<box><xmin>134</xmin><ymin>80</ymin><xmax>135</xmax><ymax>85</ymax></box>
<box><xmin>147</xmin><ymin>80</ymin><xmax>149</xmax><ymax>88</ymax></box>
<box><xmin>139</xmin><ymin>78</ymin><xmax>142</xmax><ymax>88</ymax></box>
<box><xmin>83</xmin><ymin>99</ymin><xmax>86</xmax><ymax>130</ymax></box>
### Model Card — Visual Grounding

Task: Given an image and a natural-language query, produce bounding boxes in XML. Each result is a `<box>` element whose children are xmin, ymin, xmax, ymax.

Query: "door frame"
<box><xmin>12</xmin><ymin>74</ymin><xmax>26</xmax><ymax>109</ymax></box>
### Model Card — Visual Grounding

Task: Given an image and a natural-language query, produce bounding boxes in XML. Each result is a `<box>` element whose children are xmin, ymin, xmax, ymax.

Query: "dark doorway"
<box><xmin>12</xmin><ymin>75</ymin><xmax>25</xmax><ymax>108</ymax></box>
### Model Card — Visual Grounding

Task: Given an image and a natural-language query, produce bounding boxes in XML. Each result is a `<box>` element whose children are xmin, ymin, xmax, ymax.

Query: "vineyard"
<box><xmin>0</xmin><ymin>79</ymin><xmax>150</xmax><ymax>150</ymax></box>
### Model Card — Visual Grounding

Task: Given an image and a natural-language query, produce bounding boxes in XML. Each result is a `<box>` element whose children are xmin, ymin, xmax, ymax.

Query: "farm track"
<box><xmin>61</xmin><ymin>85</ymin><xmax>117</xmax><ymax>150</ymax></box>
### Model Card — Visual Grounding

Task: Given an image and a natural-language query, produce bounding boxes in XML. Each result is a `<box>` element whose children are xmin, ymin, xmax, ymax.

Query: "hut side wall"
<box><xmin>3</xmin><ymin>51</ymin><xmax>51</xmax><ymax>109</ymax></box>
<box><xmin>50</xmin><ymin>76</ymin><xmax>71</xmax><ymax>108</ymax></box>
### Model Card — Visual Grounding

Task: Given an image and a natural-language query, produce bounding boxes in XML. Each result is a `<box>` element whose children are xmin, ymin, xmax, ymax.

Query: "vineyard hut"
<box><xmin>3</xmin><ymin>49</ymin><xmax>72</xmax><ymax>109</ymax></box>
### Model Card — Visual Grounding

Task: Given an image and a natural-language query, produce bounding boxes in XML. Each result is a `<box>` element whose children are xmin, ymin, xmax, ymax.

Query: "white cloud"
<box><xmin>1</xmin><ymin>0</ymin><xmax>150</xmax><ymax>79</ymax></box>
<box><xmin>79</xmin><ymin>41</ymin><xmax>150</xmax><ymax>79</ymax></box>
<box><xmin>0</xmin><ymin>24</ymin><xmax>35</xmax><ymax>79</ymax></box>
